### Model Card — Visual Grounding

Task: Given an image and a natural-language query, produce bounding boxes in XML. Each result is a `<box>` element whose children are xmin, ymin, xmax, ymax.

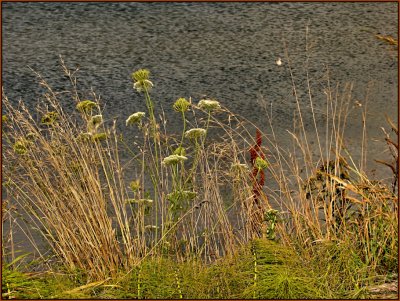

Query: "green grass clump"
<box><xmin>206</xmin><ymin>239</ymin><xmax>327</xmax><ymax>299</ymax></box>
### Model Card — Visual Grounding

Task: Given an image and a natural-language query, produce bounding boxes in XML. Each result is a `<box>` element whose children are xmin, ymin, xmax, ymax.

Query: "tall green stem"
<box><xmin>143</xmin><ymin>87</ymin><xmax>160</xmax><ymax>248</ymax></box>
<box><xmin>180</xmin><ymin>111</ymin><xmax>186</xmax><ymax>148</ymax></box>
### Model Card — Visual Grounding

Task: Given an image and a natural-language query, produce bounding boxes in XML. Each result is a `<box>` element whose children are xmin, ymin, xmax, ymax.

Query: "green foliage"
<box><xmin>206</xmin><ymin>239</ymin><xmax>327</xmax><ymax>299</ymax></box>
<box><xmin>2</xmin><ymin>262</ymin><xmax>37</xmax><ymax>299</ymax></box>
<box><xmin>254</xmin><ymin>156</ymin><xmax>268</xmax><ymax>170</ymax></box>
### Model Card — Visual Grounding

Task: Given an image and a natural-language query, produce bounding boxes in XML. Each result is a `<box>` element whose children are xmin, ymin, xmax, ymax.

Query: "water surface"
<box><xmin>2</xmin><ymin>2</ymin><xmax>398</xmax><ymax>253</ymax></box>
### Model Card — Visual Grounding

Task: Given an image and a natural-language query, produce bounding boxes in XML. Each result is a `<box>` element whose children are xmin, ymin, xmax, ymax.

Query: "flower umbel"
<box><xmin>88</xmin><ymin>115</ymin><xmax>103</xmax><ymax>132</ymax></box>
<box><xmin>173</xmin><ymin>98</ymin><xmax>191</xmax><ymax>113</ymax></box>
<box><xmin>76</xmin><ymin>100</ymin><xmax>97</xmax><ymax>114</ymax></box>
<box><xmin>132</xmin><ymin>69</ymin><xmax>153</xmax><ymax>92</ymax></box>
<box><xmin>198</xmin><ymin>99</ymin><xmax>221</xmax><ymax>111</ymax></box>
<box><xmin>184</xmin><ymin>128</ymin><xmax>206</xmax><ymax>140</ymax></box>
<box><xmin>162</xmin><ymin>154</ymin><xmax>188</xmax><ymax>166</ymax></box>
<box><xmin>126</xmin><ymin>112</ymin><xmax>145</xmax><ymax>126</ymax></box>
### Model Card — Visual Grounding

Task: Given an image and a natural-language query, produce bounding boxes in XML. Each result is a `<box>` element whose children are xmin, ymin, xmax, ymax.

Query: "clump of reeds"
<box><xmin>2</xmin><ymin>45</ymin><xmax>397</xmax><ymax>298</ymax></box>
<box><xmin>2</xmin><ymin>60</ymin><xmax>275</xmax><ymax>281</ymax></box>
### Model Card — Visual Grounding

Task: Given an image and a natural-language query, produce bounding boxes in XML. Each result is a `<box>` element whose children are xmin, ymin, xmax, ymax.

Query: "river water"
<box><xmin>2</xmin><ymin>2</ymin><xmax>398</xmax><ymax>254</ymax></box>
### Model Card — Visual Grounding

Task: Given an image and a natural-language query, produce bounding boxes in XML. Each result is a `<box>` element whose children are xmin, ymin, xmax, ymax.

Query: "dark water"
<box><xmin>2</xmin><ymin>2</ymin><xmax>398</xmax><ymax>254</ymax></box>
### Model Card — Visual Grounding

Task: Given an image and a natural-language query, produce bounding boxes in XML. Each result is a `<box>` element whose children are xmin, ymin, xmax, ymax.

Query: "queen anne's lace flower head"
<box><xmin>126</xmin><ymin>112</ymin><xmax>145</xmax><ymax>126</ymax></box>
<box><xmin>173</xmin><ymin>98</ymin><xmax>190</xmax><ymax>113</ymax></box>
<box><xmin>132</xmin><ymin>69</ymin><xmax>154</xmax><ymax>92</ymax></box>
<box><xmin>76</xmin><ymin>100</ymin><xmax>97</xmax><ymax>114</ymax></box>
<box><xmin>184</xmin><ymin>128</ymin><xmax>206</xmax><ymax>140</ymax></box>
<box><xmin>88</xmin><ymin>115</ymin><xmax>103</xmax><ymax>133</ymax></box>
<box><xmin>162</xmin><ymin>154</ymin><xmax>188</xmax><ymax>166</ymax></box>
<box><xmin>198</xmin><ymin>99</ymin><xmax>221</xmax><ymax>111</ymax></box>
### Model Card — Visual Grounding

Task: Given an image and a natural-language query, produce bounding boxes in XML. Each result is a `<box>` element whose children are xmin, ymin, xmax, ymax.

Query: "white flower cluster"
<box><xmin>198</xmin><ymin>99</ymin><xmax>221</xmax><ymax>111</ymax></box>
<box><xmin>126</xmin><ymin>112</ymin><xmax>145</xmax><ymax>126</ymax></box>
<box><xmin>184</xmin><ymin>128</ymin><xmax>206</xmax><ymax>139</ymax></box>
<box><xmin>162</xmin><ymin>154</ymin><xmax>188</xmax><ymax>166</ymax></box>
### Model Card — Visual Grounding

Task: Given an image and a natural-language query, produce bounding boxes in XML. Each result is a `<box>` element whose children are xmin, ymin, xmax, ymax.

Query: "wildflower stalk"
<box><xmin>184</xmin><ymin>138</ymin><xmax>202</xmax><ymax>188</ymax></box>
<box><xmin>133</xmin><ymin>69</ymin><xmax>161</xmax><ymax>246</ymax></box>
<box><xmin>173</xmin><ymin>97</ymin><xmax>190</xmax><ymax>148</ymax></box>
<box><xmin>180</xmin><ymin>110</ymin><xmax>186</xmax><ymax>147</ymax></box>
<box><xmin>202</xmin><ymin>110</ymin><xmax>212</xmax><ymax>146</ymax></box>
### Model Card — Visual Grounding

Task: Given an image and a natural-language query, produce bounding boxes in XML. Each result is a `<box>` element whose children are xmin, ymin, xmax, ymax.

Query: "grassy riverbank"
<box><xmin>2</xmin><ymin>61</ymin><xmax>398</xmax><ymax>299</ymax></box>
